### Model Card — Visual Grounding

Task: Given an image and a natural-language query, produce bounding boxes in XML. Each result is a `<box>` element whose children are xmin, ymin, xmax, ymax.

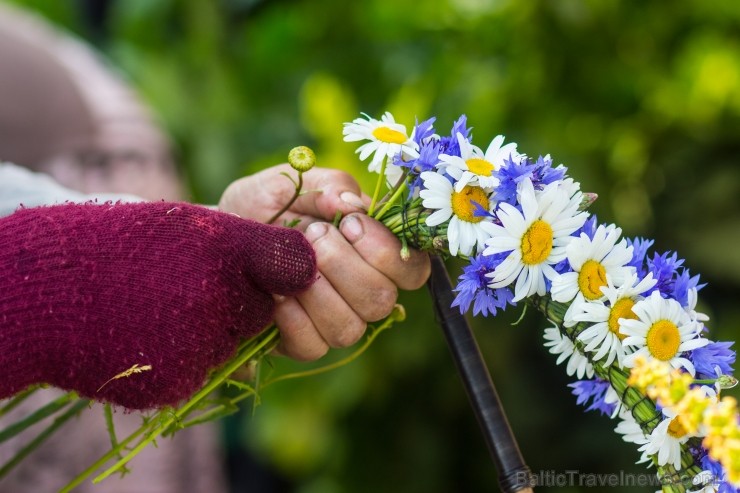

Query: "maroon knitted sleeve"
<box><xmin>0</xmin><ymin>202</ymin><xmax>317</xmax><ymax>409</ymax></box>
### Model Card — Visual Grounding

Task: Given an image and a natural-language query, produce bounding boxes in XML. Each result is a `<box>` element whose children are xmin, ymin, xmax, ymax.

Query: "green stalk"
<box><xmin>0</xmin><ymin>399</ymin><xmax>90</xmax><ymax>478</ymax></box>
<box><xmin>368</xmin><ymin>159</ymin><xmax>388</xmax><ymax>216</ymax></box>
<box><xmin>373</xmin><ymin>181</ymin><xmax>408</xmax><ymax>221</ymax></box>
<box><xmin>262</xmin><ymin>309</ymin><xmax>399</xmax><ymax>389</ymax></box>
<box><xmin>0</xmin><ymin>386</ymin><xmax>39</xmax><ymax>417</ymax></box>
<box><xmin>92</xmin><ymin>328</ymin><xmax>280</xmax><ymax>483</ymax></box>
<box><xmin>0</xmin><ymin>392</ymin><xmax>76</xmax><ymax>444</ymax></box>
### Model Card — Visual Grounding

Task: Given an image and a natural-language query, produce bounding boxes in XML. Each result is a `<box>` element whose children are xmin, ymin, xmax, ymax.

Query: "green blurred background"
<box><xmin>8</xmin><ymin>0</ymin><xmax>740</xmax><ymax>491</ymax></box>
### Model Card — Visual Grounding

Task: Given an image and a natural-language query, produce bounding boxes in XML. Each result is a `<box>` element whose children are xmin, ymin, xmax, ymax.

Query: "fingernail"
<box><xmin>305</xmin><ymin>222</ymin><xmax>329</xmax><ymax>243</ymax></box>
<box><xmin>340</xmin><ymin>215</ymin><xmax>364</xmax><ymax>243</ymax></box>
<box><xmin>340</xmin><ymin>191</ymin><xmax>366</xmax><ymax>210</ymax></box>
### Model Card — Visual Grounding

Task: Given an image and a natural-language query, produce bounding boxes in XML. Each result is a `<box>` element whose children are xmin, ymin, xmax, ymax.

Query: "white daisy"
<box><xmin>621</xmin><ymin>291</ymin><xmax>710</xmax><ymax>376</ymax></box>
<box><xmin>687</xmin><ymin>470</ymin><xmax>719</xmax><ymax>493</ymax></box>
<box><xmin>685</xmin><ymin>287</ymin><xmax>710</xmax><ymax>324</ymax></box>
<box><xmin>440</xmin><ymin>133</ymin><xmax>520</xmax><ymax>192</ymax></box>
<box><xmin>482</xmin><ymin>178</ymin><xmax>588</xmax><ymax>302</ymax></box>
<box><xmin>343</xmin><ymin>112</ymin><xmax>416</xmax><ymax>175</ymax></box>
<box><xmin>640</xmin><ymin>409</ymin><xmax>696</xmax><ymax>471</ymax></box>
<box><xmin>614</xmin><ymin>408</ymin><xmax>651</xmax><ymax>465</ymax></box>
<box><xmin>419</xmin><ymin>171</ymin><xmax>494</xmax><ymax>257</ymax></box>
<box><xmin>570</xmin><ymin>272</ymin><xmax>657</xmax><ymax>367</ymax></box>
<box><xmin>551</xmin><ymin>223</ymin><xmax>635</xmax><ymax>310</ymax></box>
<box><xmin>542</xmin><ymin>326</ymin><xmax>594</xmax><ymax>379</ymax></box>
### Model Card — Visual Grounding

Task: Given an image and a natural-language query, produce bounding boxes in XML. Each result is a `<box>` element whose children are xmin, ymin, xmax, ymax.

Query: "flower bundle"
<box><xmin>343</xmin><ymin>112</ymin><xmax>740</xmax><ymax>493</ymax></box>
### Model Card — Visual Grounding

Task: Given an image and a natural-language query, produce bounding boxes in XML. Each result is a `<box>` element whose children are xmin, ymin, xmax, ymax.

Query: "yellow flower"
<box><xmin>627</xmin><ymin>355</ymin><xmax>672</xmax><ymax>395</ymax></box>
<box><xmin>674</xmin><ymin>387</ymin><xmax>714</xmax><ymax>435</ymax></box>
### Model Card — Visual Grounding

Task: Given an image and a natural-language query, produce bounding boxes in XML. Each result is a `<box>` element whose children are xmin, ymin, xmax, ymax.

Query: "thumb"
<box><xmin>231</xmin><ymin>218</ymin><xmax>318</xmax><ymax>296</ymax></box>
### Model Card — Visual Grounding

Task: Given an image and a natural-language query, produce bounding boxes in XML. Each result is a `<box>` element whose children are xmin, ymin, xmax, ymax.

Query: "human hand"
<box><xmin>219</xmin><ymin>164</ymin><xmax>431</xmax><ymax>360</ymax></box>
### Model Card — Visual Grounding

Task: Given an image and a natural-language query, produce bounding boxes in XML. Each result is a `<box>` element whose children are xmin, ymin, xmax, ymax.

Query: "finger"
<box><xmin>272</xmin><ymin>295</ymin><xmax>329</xmax><ymax>361</ymax></box>
<box><xmin>219</xmin><ymin>165</ymin><xmax>370</xmax><ymax>224</ymax></box>
<box><xmin>295</xmin><ymin>271</ymin><xmax>367</xmax><ymax>349</ymax></box>
<box><xmin>339</xmin><ymin>213</ymin><xmax>431</xmax><ymax>290</ymax></box>
<box><xmin>305</xmin><ymin>221</ymin><xmax>398</xmax><ymax>323</ymax></box>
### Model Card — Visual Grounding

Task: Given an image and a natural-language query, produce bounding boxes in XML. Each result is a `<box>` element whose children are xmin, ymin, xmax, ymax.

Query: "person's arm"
<box><xmin>0</xmin><ymin>162</ymin><xmax>142</xmax><ymax>217</ymax></box>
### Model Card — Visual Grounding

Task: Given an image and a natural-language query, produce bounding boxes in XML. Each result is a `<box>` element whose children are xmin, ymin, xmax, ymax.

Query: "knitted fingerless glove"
<box><xmin>0</xmin><ymin>202</ymin><xmax>317</xmax><ymax>409</ymax></box>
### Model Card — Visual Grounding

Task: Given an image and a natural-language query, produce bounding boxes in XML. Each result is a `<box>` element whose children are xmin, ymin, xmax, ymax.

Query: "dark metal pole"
<box><xmin>427</xmin><ymin>255</ymin><xmax>533</xmax><ymax>493</ymax></box>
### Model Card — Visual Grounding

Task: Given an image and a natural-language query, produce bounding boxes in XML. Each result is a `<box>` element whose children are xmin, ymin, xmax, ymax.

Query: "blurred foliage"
<box><xmin>8</xmin><ymin>0</ymin><xmax>740</xmax><ymax>491</ymax></box>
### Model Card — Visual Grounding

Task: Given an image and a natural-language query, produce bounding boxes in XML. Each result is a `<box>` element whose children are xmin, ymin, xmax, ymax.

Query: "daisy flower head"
<box><xmin>419</xmin><ymin>170</ymin><xmax>494</xmax><ymax>257</ymax></box>
<box><xmin>622</xmin><ymin>291</ymin><xmax>710</xmax><ymax>376</ymax></box>
<box><xmin>641</xmin><ymin>409</ymin><xmax>697</xmax><ymax>470</ymax></box>
<box><xmin>614</xmin><ymin>408</ymin><xmax>651</xmax><ymax>465</ymax></box>
<box><xmin>441</xmin><ymin>133</ymin><xmax>520</xmax><ymax>192</ymax></box>
<box><xmin>482</xmin><ymin>178</ymin><xmax>589</xmax><ymax>302</ymax></box>
<box><xmin>543</xmin><ymin>326</ymin><xmax>594</xmax><ymax>379</ymax></box>
<box><xmin>343</xmin><ymin>112</ymin><xmax>416</xmax><ymax>176</ymax></box>
<box><xmin>551</xmin><ymin>223</ymin><xmax>635</xmax><ymax>305</ymax></box>
<box><xmin>571</xmin><ymin>273</ymin><xmax>657</xmax><ymax>366</ymax></box>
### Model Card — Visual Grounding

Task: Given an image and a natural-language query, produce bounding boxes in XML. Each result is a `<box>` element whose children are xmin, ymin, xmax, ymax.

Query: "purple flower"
<box><xmin>439</xmin><ymin>115</ymin><xmax>472</xmax><ymax>157</ymax></box>
<box><xmin>412</xmin><ymin>117</ymin><xmax>436</xmax><ymax>146</ymax></box>
<box><xmin>530</xmin><ymin>155</ymin><xmax>566</xmax><ymax>189</ymax></box>
<box><xmin>576</xmin><ymin>215</ymin><xmax>599</xmax><ymax>240</ymax></box>
<box><xmin>699</xmin><ymin>454</ymin><xmax>740</xmax><ymax>493</ymax></box>
<box><xmin>643</xmin><ymin>250</ymin><xmax>703</xmax><ymax>306</ymax></box>
<box><xmin>626</xmin><ymin>237</ymin><xmax>654</xmax><ymax>279</ymax></box>
<box><xmin>568</xmin><ymin>378</ymin><xmax>616</xmax><ymax>417</ymax></box>
<box><xmin>395</xmin><ymin>139</ymin><xmax>441</xmax><ymax>194</ymax></box>
<box><xmin>492</xmin><ymin>156</ymin><xmax>536</xmax><ymax>206</ymax></box>
<box><xmin>690</xmin><ymin>341</ymin><xmax>736</xmax><ymax>380</ymax></box>
<box><xmin>453</xmin><ymin>253</ymin><xmax>516</xmax><ymax>317</ymax></box>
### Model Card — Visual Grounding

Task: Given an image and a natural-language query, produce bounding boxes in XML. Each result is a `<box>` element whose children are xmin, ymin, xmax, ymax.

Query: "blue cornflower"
<box><xmin>644</xmin><ymin>250</ymin><xmax>703</xmax><ymax>306</ymax></box>
<box><xmin>672</xmin><ymin>268</ymin><xmax>705</xmax><ymax>307</ymax></box>
<box><xmin>530</xmin><ymin>155</ymin><xmax>566</xmax><ymax>190</ymax></box>
<box><xmin>568</xmin><ymin>378</ymin><xmax>616</xmax><ymax>417</ymax></box>
<box><xmin>699</xmin><ymin>454</ymin><xmax>740</xmax><ymax>493</ymax></box>
<box><xmin>492</xmin><ymin>155</ymin><xmax>536</xmax><ymax>206</ymax></box>
<box><xmin>690</xmin><ymin>341</ymin><xmax>736</xmax><ymax>380</ymax></box>
<box><xmin>412</xmin><ymin>117</ymin><xmax>436</xmax><ymax>146</ymax></box>
<box><xmin>453</xmin><ymin>253</ymin><xmax>515</xmax><ymax>317</ymax></box>
<box><xmin>395</xmin><ymin>139</ymin><xmax>441</xmax><ymax>194</ymax></box>
<box><xmin>577</xmin><ymin>214</ymin><xmax>599</xmax><ymax>240</ymax></box>
<box><xmin>626</xmin><ymin>237</ymin><xmax>654</xmax><ymax>279</ymax></box>
<box><xmin>439</xmin><ymin>114</ymin><xmax>472</xmax><ymax>157</ymax></box>
<box><xmin>646</xmin><ymin>251</ymin><xmax>684</xmax><ymax>297</ymax></box>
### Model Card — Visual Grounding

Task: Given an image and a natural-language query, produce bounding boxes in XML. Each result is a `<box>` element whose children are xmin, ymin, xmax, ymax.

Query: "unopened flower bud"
<box><xmin>579</xmin><ymin>192</ymin><xmax>598</xmax><ymax>211</ymax></box>
<box><xmin>288</xmin><ymin>146</ymin><xmax>316</xmax><ymax>172</ymax></box>
<box><xmin>432</xmin><ymin>236</ymin><xmax>446</xmax><ymax>251</ymax></box>
<box><xmin>390</xmin><ymin>304</ymin><xmax>406</xmax><ymax>322</ymax></box>
<box><xmin>400</xmin><ymin>245</ymin><xmax>410</xmax><ymax>262</ymax></box>
<box><xmin>718</xmin><ymin>374</ymin><xmax>739</xmax><ymax>390</ymax></box>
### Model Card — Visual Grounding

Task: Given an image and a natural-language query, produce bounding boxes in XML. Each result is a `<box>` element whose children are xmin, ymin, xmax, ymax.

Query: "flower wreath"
<box><xmin>343</xmin><ymin>111</ymin><xmax>740</xmax><ymax>493</ymax></box>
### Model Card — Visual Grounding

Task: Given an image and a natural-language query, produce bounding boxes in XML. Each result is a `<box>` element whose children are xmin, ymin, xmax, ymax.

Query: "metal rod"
<box><xmin>427</xmin><ymin>255</ymin><xmax>534</xmax><ymax>493</ymax></box>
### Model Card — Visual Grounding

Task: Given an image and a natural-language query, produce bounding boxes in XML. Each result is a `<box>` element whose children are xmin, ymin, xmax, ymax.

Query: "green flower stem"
<box><xmin>530</xmin><ymin>296</ymin><xmax>702</xmax><ymax>491</ymax></box>
<box><xmin>373</xmin><ymin>181</ymin><xmax>408</xmax><ymax>221</ymax></box>
<box><xmin>0</xmin><ymin>386</ymin><xmax>39</xmax><ymax>417</ymax></box>
<box><xmin>368</xmin><ymin>160</ymin><xmax>388</xmax><ymax>216</ymax></box>
<box><xmin>0</xmin><ymin>392</ymin><xmax>77</xmax><ymax>444</ymax></box>
<box><xmin>60</xmin><ymin>414</ymin><xmax>152</xmax><ymax>493</ymax></box>
<box><xmin>261</xmin><ymin>308</ymin><xmax>400</xmax><ymax>389</ymax></box>
<box><xmin>91</xmin><ymin>327</ymin><xmax>280</xmax><ymax>485</ymax></box>
<box><xmin>0</xmin><ymin>399</ymin><xmax>89</xmax><ymax>478</ymax></box>
<box><xmin>267</xmin><ymin>171</ymin><xmax>304</xmax><ymax>225</ymax></box>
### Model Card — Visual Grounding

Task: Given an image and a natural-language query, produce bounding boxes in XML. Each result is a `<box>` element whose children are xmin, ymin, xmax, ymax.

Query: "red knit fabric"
<box><xmin>0</xmin><ymin>202</ymin><xmax>317</xmax><ymax>409</ymax></box>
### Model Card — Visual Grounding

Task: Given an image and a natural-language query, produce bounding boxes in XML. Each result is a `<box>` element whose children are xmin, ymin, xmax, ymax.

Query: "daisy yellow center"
<box><xmin>520</xmin><ymin>220</ymin><xmax>553</xmax><ymax>265</ymax></box>
<box><xmin>607</xmin><ymin>298</ymin><xmax>636</xmax><ymax>341</ymax></box>
<box><xmin>667</xmin><ymin>417</ymin><xmax>688</xmax><ymax>439</ymax></box>
<box><xmin>466</xmin><ymin>158</ymin><xmax>494</xmax><ymax>176</ymax></box>
<box><xmin>578</xmin><ymin>260</ymin><xmax>608</xmax><ymax>300</ymax></box>
<box><xmin>646</xmin><ymin>319</ymin><xmax>681</xmax><ymax>361</ymax></box>
<box><xmin>451</xmin><ymin>186</ymin><xmax>489</xmax><ymax>223</ymax></box>
<box><xmin>372</xmin><ymin>126</ymin><xmax>407</xmax><ymax>144</ymax></box>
